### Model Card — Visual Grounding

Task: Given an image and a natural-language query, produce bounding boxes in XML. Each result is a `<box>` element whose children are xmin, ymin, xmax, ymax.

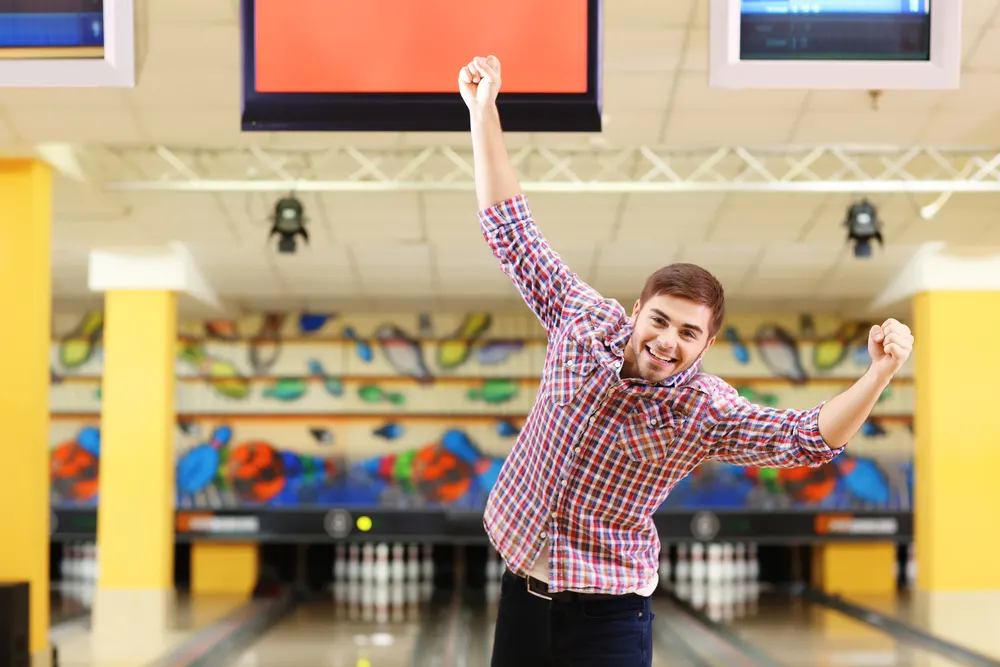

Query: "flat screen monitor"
<box><xmin>240</xmin><ymin>0</ymin><xmax>603</xmax><ymax>132</ymax></box>
<box><xmin>710</xmin><ymin>0</ymin><xmax>960</xmax><ymax>89</ymax></box>
<box><xmin>0</xmin><ymin>0</ymin><xmax>135</xmax><ymax>87</ymax></box>
<box><xmin>0</xmin><ymin>0</ymin><xmax>104</xmax><ymax>61</ymax></box>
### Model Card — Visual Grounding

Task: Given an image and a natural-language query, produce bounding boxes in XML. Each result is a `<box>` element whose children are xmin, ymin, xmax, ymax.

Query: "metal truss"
<box><xmin>98</xmin><ymin>144</ymin><xmax>1000</xmax><ymax>198</ymax></box>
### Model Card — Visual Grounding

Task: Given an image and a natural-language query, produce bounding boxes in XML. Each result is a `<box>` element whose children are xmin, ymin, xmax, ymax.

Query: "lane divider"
<box><xmin>662</xmin><ymin>590</ymin><xmax>787</xmax><ymax>667</ymax></box>
<box><xmin>143</xmin><ymin>590</ymin><xmax>299</xmax><ymax>667</ymax></box>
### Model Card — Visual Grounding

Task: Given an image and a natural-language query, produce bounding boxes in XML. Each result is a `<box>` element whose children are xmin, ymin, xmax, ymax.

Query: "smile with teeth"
<box><xmin>647</xmin><ymin>347</ymin><xmax>676</xmax><ymax>364</ymax></box>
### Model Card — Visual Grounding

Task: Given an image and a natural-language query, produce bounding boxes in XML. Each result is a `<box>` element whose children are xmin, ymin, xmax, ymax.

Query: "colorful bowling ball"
<box><xmin>228</xmin><ymin>441</ymin><xmax>286</xmax><ymax>503</ymax></box>
<box><xmin>411</xmin><ymin>444</ymin><xmax>472</xmax><ymax>505</ymax></box>
<box><xmin>51</xmin><ymin>441</ymin><xmax>99</xmax><ymax>503</ymax></box>
<box><xmin>778</xmin><ymin>465</ymin><xmax>838</xmax><ymax>505</ymax></box>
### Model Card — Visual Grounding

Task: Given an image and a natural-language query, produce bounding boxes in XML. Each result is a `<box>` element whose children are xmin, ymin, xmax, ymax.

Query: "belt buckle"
<box><xmin>525</xmin><ymin>576</ymin><xmax>553</xmax><ymax>602</ymax></box>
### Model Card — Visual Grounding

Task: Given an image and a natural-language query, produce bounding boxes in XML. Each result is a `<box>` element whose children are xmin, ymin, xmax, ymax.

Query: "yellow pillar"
<box><xmin>0</xmin><ymin>159</ymin><xmax>52</xmax><ymax>659</ymax></box>
<box><xmin>811</xmin><ymin>543</ymin><xmax>897</xmax><ymax>596</ymax></box>
<box><xmin>96</xmin><ymin>290</ymin><xmax>177</xmax><ymax>590</ymax></box>
<box><xmin>913</xmin><ymin>290</ymin><xmax>1000</xmax><ymax>591</ymax></box>
<box><xmin>191</xmin><ymin>543</ymin><xmax>260</xmax><ymax>596</ymax></box>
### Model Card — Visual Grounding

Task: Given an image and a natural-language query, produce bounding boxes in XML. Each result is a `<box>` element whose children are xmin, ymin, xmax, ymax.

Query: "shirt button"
<box><xmin>540</xmin><ymin>531</ymin><xmax>547</xmax><ymax>539</ymax></box>
<box><xmin>574</xmin><ymin>447</ymin><xmax>581</xmax><ymax>454</ymax></box>
<box><xmin>561</xmin><ymin>479</ymin><xmax>567</xmax><ymax>486</ymax></box>
<box><xmin>565</xmin><ymin>359</ymin><xmax>574</xmax><ymax>366</ymax></box>
<box><xmin>588</xmin><ymin>415</ymin><xmax>596</xmax><ymax>424</ymax></box>
<box><xmin>649</xmin><ymin>419</ymin><xmax>658</xmax><ymax>427</ymax></box>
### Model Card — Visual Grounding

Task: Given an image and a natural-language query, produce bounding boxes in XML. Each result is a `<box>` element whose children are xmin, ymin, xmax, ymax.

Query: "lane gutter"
<box><xmin>662</xmin><ymin>590</ymin><xmax>788</xmax><ymax>667</ymax></box>
<box><xmin>143</xmin><ymin>589</ymin><xmax>300</xmax><ymax>667</ymax></box>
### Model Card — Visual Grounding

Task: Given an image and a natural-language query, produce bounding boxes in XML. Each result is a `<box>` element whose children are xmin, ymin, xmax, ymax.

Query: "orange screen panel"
<box><xmin>254</xmin><ymin>0</ymin><xmax>590</xmax><ymax>94</ymax></box>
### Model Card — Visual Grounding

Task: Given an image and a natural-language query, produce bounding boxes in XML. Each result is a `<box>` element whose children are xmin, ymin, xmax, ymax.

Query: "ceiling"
<box><xmin>6</xmin><ymin>0</ymin><xmax>1000</xmax><ymax>317</ymax></box>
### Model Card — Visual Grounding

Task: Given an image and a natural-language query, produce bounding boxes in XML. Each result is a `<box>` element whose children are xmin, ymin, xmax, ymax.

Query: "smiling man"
<box><xmin>459</xmin><ymin>56</ymin><xmax>915</xmax><ymax>667</ymax></box>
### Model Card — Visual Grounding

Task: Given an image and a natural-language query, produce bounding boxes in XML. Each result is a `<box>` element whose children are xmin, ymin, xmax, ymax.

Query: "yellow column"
<box><xmin>811</xmin><ymin>543</ymin><xmax>897</xmax><ymax>596</ymax></box>
<box><xmin>0</xmin><ymin>159</ymin><xmax>52</xmax><ymax>659</ymax></box>
<box><xmin>913</xmin><ymin>290</ymin><xmax>1000</xmax><ymax>591</ymax></box>
<box><xmin>96</xmin><ymin>290</ymin><xmax>177</xmax><ymax>590</ymax></box>
<box><xmin>191</xmin><ymin>543</ymin><xmax>260</xmax><ymax>596</ymax></box>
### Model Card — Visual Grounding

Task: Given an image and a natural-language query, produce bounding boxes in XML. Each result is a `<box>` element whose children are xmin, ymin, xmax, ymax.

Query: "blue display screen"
<box><xmin>0</xmin><ymin>0</ymin><xmax>103</xmax><ymax>50</ymax></box>
<box><xmin>740</xmin><ymin>0</ymin><xmax>930</xmax><ymax>60</ymax></box>
<box><xmin>742</xmin><ymin>1</ymin><xmax>927</xmax><ymax>14</ymax></box>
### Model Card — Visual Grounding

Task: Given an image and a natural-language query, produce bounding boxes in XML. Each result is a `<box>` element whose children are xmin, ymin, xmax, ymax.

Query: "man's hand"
<box><xmin>459</xmin><ymin>55</ymin><xmax>502</xmax><ymax>113</ymax></box>
<box><xmin>868</xmin><ymin>318</ymin><xmax>914</xmax><ymax>381</ymax></box>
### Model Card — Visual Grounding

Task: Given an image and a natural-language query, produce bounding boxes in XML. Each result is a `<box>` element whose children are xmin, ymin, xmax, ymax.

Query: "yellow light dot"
<box><xmin>357</xmin><ymin>660</ymin><xmax>371</xmax><ymax>667</ymax></box>
<box><xmin>356</xmin><ymin>516</ymin><xmax>372</xmax><ymax>532</ymax></box>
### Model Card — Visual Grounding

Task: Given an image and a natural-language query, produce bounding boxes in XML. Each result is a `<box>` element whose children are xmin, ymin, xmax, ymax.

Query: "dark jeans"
<box><xmin>490</xmin><ymin>570</ymin><xmax>654</xmax><ymax>667</ymax></box>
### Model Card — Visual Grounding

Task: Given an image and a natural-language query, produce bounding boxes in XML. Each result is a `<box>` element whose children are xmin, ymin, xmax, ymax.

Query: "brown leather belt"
<box><xmin>511</xmin><ymin>571</ymin><xmax>639</xmax><ymax>602</ymax></box>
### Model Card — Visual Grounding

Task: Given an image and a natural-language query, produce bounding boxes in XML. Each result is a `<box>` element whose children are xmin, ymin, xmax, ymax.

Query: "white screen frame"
<box><xmin>709</xmin><ymin>0</ymin><xmax>961</xmax><ymax>90</ymax></box>
<box><xmin>0</xmin><ymin>0</ymin><xmax>135</xmax><ymax>88</ymax></box>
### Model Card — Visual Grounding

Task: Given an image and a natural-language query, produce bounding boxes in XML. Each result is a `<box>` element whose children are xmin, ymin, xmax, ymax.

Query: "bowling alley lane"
<box><xmin>719</xmin><ymin>589</ymin><xmax>972</xmax><ymax>667</ymax></box>
<box><xmin>840</xmin><ymin>590</ymin><xmax>1000</xmax><ymax>662</ymax></box>
<box><xmin>51</xmin><ymin>592</ymin><xmax>250</xmax><ymax>667</ymax></box>
<box><xmin>224</xmin><ymin>591</ymin><xmax>462</xmax><ymax>667</ymax></box>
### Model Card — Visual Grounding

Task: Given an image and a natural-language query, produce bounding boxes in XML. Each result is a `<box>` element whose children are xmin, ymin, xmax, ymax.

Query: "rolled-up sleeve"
<box><xmin>479</xmin><ymin>194</ymin><xmax>586</xmax><ymax>336</ymax></box>
<box><xmin>701</xmin><ymin>381</ymin><xmax>845</xmax><ymax>468</ymax></box>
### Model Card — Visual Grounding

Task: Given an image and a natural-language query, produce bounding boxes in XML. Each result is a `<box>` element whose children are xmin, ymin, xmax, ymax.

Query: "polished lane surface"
<box><xmin>52</xmin><ymin>591</ymin><xmax>250</xmax><ymax>667</ymax></box>
<box><xmin>720</xmin><ymin>589</ymin><xmax>970</xmax><ymax>667</ymax></box>
<box><xmin>225</xmin><ymin>584</ymin><xmax>442</xmax><ymax>667</ymax></box>
<box><xmin>229</xmin><ymin>583</ymin><xmax>692</xmax><ymax>667</ymax></box>
<box><xmin>223</xmin><ymin>584</ymin><xmax>999</xmax><ymax>667</ymax></box>
<box><xmin>843</xmin><ymin>591</ymin><xmax>1000</xmax><ymax>663</ymax></box>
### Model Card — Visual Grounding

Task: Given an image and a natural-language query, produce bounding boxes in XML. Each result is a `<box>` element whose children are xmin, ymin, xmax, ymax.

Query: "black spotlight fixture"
<box><xmin>844</xmin><ymin>199</ymin><xmax>883</xmax><ymax>258</ymax></box>
<box><xmin>269</xmin><ymin>195</ymin><xmax>308</xmax><ymax>253</ymax></box>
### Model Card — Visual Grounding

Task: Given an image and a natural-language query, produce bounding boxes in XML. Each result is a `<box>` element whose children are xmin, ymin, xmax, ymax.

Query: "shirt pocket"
<box><xmin>546</xmin><ymin>336</ymin><xmax>598</xmax><ymax>406</ymax></box>
<box><xmin>618</xmin><ymin>400</ymin><xmax>690</xmax><ymax>463</ymax></box>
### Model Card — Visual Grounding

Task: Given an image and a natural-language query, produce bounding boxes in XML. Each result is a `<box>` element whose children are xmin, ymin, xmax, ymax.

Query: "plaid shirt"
<box><xmin>478</xmin><ymin>194</ymin><xmax>846</xmax><ymax>594</ymax></box>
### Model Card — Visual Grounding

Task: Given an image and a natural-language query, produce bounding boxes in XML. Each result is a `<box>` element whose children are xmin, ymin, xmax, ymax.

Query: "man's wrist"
<box><xmin>470</xmin><ymin>104</ymin><xmax>500</xmax><ymax>126</ymax></box>
<box><xmin>865</xmin><ymin>364</ymin><xmax>895</xmax><ymax>389</ymax></box>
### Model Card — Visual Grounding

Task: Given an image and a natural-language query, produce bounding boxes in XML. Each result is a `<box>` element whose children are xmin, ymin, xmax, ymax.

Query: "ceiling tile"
<box><xmin>6</xmin><ymin>109</ymin><xmax>143</xmax><ymax>142</ymax></box>
<box><xmin>791</xmin><ymin>110</ymin><xmax>932</xmax><ymax>144</ymax></box>
<box><xmin>661</xmin><ymin>111</ymin><xmax>799</xmax><ymax>145</ymax></box>
<box><xmin>604</xmin><ymin>28</ymin><xmax>686</xmax><ymax>71</ymax></box>
<box><xmin>605</xmin><ymin>0</ymin><xmax>695</xmax><ymax>28</ymax></box>
<box><xmin>671</xmin><ymin>71</ymin><xmax>809</xmax><ymax>112</ymax></box>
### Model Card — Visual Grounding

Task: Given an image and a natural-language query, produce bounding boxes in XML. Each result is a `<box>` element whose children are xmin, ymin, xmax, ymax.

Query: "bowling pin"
<box><xmin>690</xmin><ymin>542</ymin><xmax>706</xmax><ymax>582</ymax></box>
<box><xmin>706</xmin><ymin>544</ymin><xmax>723</xmax><ymax>583</ymax></box>
<box><xmin>391</xmin><ymin>543</ymin><xmax>405</xmax><ymax>584</ymax></box>
<box><xmin>675</xmin><ymin>544</ymin><xmax>690</xmax><ymax>582</ymax></box>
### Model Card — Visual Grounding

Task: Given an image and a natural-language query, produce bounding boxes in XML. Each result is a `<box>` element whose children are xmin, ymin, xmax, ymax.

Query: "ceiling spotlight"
<box><xmin>844</xmin><ymin>199</ymin><xmax>883</xmax><ymax>258</ymax></box>
<box><xmin>269</xmin><ymin>195</ymin><xmax>308</xmax><ymax>253</ymax></box>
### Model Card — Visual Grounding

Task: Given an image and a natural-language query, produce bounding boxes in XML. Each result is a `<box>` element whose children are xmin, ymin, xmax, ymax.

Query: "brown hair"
<box><xmin>639</xmin><ymin>263</ymin><xmax>726</xmax><ymax>337</ymax></box>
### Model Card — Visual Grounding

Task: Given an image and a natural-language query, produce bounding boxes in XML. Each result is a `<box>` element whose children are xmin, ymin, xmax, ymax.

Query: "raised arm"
<box><xmin>700</xmin><ymin>381</ymin><xmax>843</xmax><ymax>469</ymax></box>
<box><xmin>703</xmin><ymin>319</ymin><xmax>914</xmax><ymax>468</ymax></box>
<box><xmin>460</xmin><ymin>55</ymin><xmax>596</xmax><ymax>335</ymax></box>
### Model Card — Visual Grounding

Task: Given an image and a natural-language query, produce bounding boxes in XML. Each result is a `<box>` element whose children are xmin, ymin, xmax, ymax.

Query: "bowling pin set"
<box><xmin>331</xmin><ymin>542</ymin><xmax>435</xmax><ymax>623</ymax></box>
<box><xmin>658</xmin><ymin>542</ymin><xmax>761</xmax><ymax>622</ymax></box>
<box><xmin>58</xmin><ymin>540</ymin><xmax>99</xmax><ymax>608</ymax></box>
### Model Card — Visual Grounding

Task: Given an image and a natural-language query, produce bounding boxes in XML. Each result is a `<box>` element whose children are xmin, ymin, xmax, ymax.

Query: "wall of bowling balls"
<box><xmin>48</xmin><ymin>309</ymin><xmax>914</xmax><ymax>515</ymax></box>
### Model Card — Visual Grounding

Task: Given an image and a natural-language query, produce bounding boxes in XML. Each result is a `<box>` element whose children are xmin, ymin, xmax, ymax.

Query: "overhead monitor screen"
<box><xmin>241</xmin><ymin>0</ymin><xmax>603</xmax><ymax>132</ymax></box>
<box><xmin>0</xmin><ymin>0</ymin><xmax>104</xmax><ymax>60</ymax></box>
<box><xmin>739</xmin><ymin>0</ymin><xmax>930</xmax><ymax>61</ymax></box>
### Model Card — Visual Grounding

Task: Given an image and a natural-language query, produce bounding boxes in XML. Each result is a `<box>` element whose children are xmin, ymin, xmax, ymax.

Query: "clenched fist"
<box><xmin>868</xmin><ymin>318</ymin><xmax>913</xmax><ymax>380</ymax></box>
<box><xmin>459</xmin><ymin>55</ymin><xmax>501</xmax><ymax>112</ymax></box>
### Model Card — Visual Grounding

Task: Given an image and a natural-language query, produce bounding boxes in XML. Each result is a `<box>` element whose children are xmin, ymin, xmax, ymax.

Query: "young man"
<box><xmin>459</xmin><ymin>56</ymin><xmax>914</xmax><ymax>667</ymax></box>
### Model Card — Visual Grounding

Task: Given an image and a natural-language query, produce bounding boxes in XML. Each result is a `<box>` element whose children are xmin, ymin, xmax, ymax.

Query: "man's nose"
<box><xmin>657</xmin><ymin>330</ymin><xmax>678</xmax><ymax>350</ymax></box>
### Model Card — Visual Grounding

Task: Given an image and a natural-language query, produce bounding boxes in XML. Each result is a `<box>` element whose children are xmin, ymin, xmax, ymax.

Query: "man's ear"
<box><xmin>704</xmin><ymin>335</ymin><xmax>717</xmax><ymax>352</ymax></box>
<box><xmin>631</xmin><ymin>299</ymin><xmax>641</xmax><ymax>320</ymax></box>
